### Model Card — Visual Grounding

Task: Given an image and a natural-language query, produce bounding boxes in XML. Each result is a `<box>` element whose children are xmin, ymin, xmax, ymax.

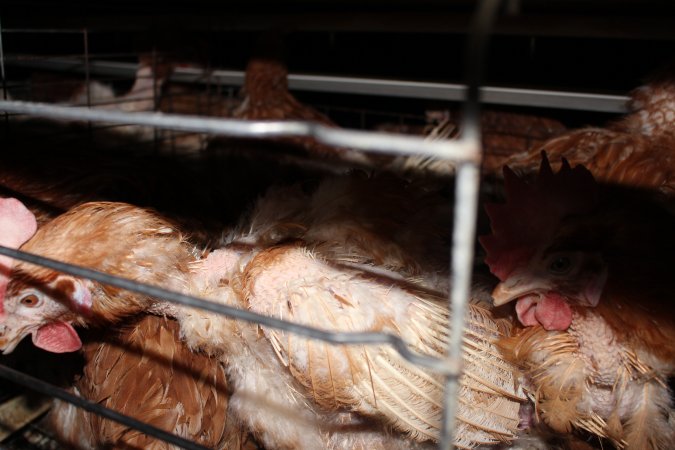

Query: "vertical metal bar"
<box><xmin>441</xmin><ymin>160</ymin><xmax>480</xmax><ymax>450</ymax></box>
<box><xmin>439</xmin><ymin>1</ymin><xmax>501</xmax><ymax>449</ymax></box>
<box><xmin>0</xmin><ymin>15</ymin><xmax>6</xmax><ymax>99</ymax></box>
<box><xmin>82</xmin><ymin>28</ymin><xmax>93</xmax><ymax>140</ymax></box>
<box><xmin>0</xmin><ymin>14</ymin><xmax>8</xmax><ymax>126</ymax></box>
<box><xmin>151</xmin><ymin>48</ymin><xmax>160</xmax><ymax>154</ymax></box>
<box><xmin>204</xmin><ymin>62</ymin><xmax>215</xmax><ymax>151</ymax></box>
<box><xmin>83</xmin><ymin>28</ymin><xmax>91</xmax><ymax>108</ymax></box>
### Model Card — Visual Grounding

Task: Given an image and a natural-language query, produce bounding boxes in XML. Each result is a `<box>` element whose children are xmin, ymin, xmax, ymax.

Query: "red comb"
<box><xmin>0</xmin><ymin>198</ymin><xmax>38</xmax><ymax>316</ymax></box>
<box><xmin>479</xmin><ymin>152</ymin><xmax>598</xmax><ymax>280</ymax></box>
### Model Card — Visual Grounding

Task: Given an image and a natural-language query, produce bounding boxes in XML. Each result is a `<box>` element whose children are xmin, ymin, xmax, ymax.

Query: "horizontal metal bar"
<box><xmin>0</xmin><ymin>364</ymin><xmax>210</xmax><ymax>450</ymax></box>
<box><xmin>3</xmin><ymin>57</ymin><xmax>630</xmax><ymax>113</ymax></box>
<box><xmin>0</xmin><ymin>100</ymin><xmax>477</xmax><ymax>161</ymax></box>
<box><xmin>481</xmin><ymin>86</ymin><xmax>629</xmax><ymax>113</ymax></box>
<box><xmin>0</xmin><ymin>246</ymin><xmax>459</xmax><ymax>375</ymax></box>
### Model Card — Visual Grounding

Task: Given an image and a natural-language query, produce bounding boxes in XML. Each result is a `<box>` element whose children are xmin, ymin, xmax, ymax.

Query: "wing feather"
<box><xmin>240</xmin><ymin>244</ymin><xmax>524</xmax><ymax>445</ymax></box>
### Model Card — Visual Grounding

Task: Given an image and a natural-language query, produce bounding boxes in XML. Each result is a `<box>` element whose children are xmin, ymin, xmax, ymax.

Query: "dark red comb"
<box><xmin>0</xmin><ymin>198</ymin><xmax>38</xmax><ymax>316</ymax></box>
<box><xmin>479</xmin><ymin>152</ymin><xmax>598</xmax><ymax>280</ymax></box>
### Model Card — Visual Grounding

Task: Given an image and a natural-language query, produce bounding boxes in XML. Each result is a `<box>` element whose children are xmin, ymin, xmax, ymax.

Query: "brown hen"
<box><xmin>498</xmin><ymin>75</ymin><xmax>675</xmax><ymax>202</ymax></box>
<box><xmin>481</xmin><ymin>155</ymin><xmax>675</xmax><ymax>449</ymax></box>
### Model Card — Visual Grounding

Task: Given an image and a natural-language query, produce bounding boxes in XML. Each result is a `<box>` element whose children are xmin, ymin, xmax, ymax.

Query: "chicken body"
<box><xmin>0</xmin><ymin>175</ymin><xmax>525</xmax><ymax>449</ymax></box>
<box><xmin>228</xmin><ymin>33</ymin><xmax>378</xmax><ymax>172</ymax></box>
<box><xmin>481</xmin><ymin>156</ymin><xmax>675</xmax><ymax>449</ymax></box>
<box><xmin>502</xmin><ymin>313</ymin><xmax>673</xmax><ymax>450</ymax></box>
<box><xmin>233</xmin><ymin>50</ymin><xmax>347</xmax><ymax>160</ymax></box>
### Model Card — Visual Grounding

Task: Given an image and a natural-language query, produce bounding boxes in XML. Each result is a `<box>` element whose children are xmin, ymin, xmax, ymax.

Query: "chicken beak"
<box><xmin>492</xmin><ymin>272</ymin><xmax>552</xmax><ymax>306</ymax></box>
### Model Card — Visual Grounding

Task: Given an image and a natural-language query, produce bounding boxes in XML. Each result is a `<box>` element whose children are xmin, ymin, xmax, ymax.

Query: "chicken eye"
<box><xmin>20</xmin><ymin>294</ymin><xmax>40</xmax><ymax>307</ymax></box>
<box><xmin>549</xmin><ymin>256</ymin><xmax>572</xmax><ymax>274</ymax></box>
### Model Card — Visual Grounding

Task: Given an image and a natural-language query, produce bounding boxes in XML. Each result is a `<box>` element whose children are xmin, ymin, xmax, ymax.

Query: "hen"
<box><xmin>0</xmin><ymin>175</ymin><xmax>526</xmax><ymax>449</ymax></box>
<box><xmin>497</xmin><ymin>74</ymin><xmax>675</xmax><ymax>202</ymax></box>
<box><xmin>233</xmin><ymin>35</ymin><xmax>342</xmax><ymax>159</ymax></box>
<box><xmin>480</xmin><ymin>154</ymin><xmax>675</xmax><ymax>449</ymax></box>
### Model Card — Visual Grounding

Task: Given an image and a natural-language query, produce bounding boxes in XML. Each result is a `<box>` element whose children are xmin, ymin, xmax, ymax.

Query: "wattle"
<box><xmin>515</xmin><ymin>292</ymin><xmax>572</xmax><ymax>331</ymax></box>
<box><xmin>32</xmin><ymin>322</ymin><xmax>82</xmax><ymax>353</ymax></box>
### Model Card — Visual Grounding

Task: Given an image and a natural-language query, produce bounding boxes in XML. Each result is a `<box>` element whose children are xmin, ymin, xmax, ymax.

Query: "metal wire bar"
<box><xmin>2</xmin><ymin>57</ymin><xmax>631</xmax><ymax>112</ymax></box>
<box><xmin>442</xmin><ymin>163</ymin><xmax>482</xmax><ymax>449</ymax></box>
<box><xmin>0</xmin><ymin>100</ymin><xmax>478</xmax><ymax>161</ymax></box>
<box><xmin>83</xmin><ymin>29</ymin><xmax>91</xmax><ymax>109</ymax></box>
<box><xmin>0</xmin><ymin>364</ymin><xmax>210</xmax><ymax>450</ymax></box>
<box><xmin>0</xmin><ymin>245</ymin><xmax>459</xmax><ymax>375</ymax></box>
<box><xmin>0</xmin><ymin>16</ymin><xmax>6</xmax><ymax>96</ymax></box>
<box><xmin>440</xmin><ymin>1</ymin><xmax>500</xmax><ymax>449</ymax></box>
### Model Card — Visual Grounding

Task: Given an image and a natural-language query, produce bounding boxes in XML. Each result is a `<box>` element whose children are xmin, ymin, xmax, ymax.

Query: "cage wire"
<box><xmin>0</xmin><ymin>30</ymin><xmax>247</xmax><ymax>157</ymax></box>
<box><xmin>0</xmin><ymin>1</ymin><xmax>502</xmax><ymax>449</ymax></box>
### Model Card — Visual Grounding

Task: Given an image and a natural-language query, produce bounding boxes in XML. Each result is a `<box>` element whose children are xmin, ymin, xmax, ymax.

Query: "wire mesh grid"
<box><xmin>0</xmin><ymin>2</ymin><xmax>501</xmax><ymax>449</ymax></box>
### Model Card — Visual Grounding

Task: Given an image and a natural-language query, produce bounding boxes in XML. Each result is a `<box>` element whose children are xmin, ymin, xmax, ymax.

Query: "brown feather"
<box><xmin>495</xmin><ymin>74</ymin><xmax>675</xmax><ymax>201</ymax></box>
<box><xmin>49</xmin><ymin>314</ymin><xmax>260</xmax><ymax>450</ymax></box>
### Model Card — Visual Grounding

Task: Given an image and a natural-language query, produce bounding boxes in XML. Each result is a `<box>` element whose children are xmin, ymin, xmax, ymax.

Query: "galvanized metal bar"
<box><xmin>0</xmin><ymin>100</ymin><xmax>478</xmax><ymax>161</ymax></box>
<box><xmin>2</xmin><ymin>57</ymin><xmax>630</xmax><ymax>112</ymax></box>
<box><xmin>481</xmin><ymin>86</ymin><xmax>627</xmax><ymax>113</ymax></box>
<box><xmin>441</xmin><ymin>160</ymin><xmax>482</xmax><ymax>450</ymax></box>
<box><xmin>83</xmin><ymin>29</ymin><xmax>91</xmax><ymax>109</ymax></box>
<box><xmin>0</xmin><ymin>16</ymin><xmax>7</xmax><ymax>101</ymax></box>
<box><xmin>440</xmin><ymin>0</ymin><xmax>501</xmax><ymax>449</ymax></box>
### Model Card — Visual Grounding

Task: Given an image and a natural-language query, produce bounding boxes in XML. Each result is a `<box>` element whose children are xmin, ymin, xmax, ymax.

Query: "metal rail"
<box><xmin>3</xmin><ymin>57</ymin><xmax>630</xmax><ymax>113</ymax></box>
<box><xmin>0</xmin><ymin>100</ymin><xmax>478</xmax><ymax>161</ymax></box>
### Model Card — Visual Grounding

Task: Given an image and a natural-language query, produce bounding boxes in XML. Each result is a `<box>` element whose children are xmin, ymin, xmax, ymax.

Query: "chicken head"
<box><xmin>0</xmin><ymin>202</ymin><xmax>190</xmax><ymax>355</ymax></box>
<box><xmin>0</xmin><ymin>197</ymin><xmax>75</xmax><ymax>353</ymax></box>
<box><xmin>479</xmin><ymin>153</ymin><xmax>608</xmax><ymax>330</ymax></box>
<box><xmin>0</xmin><ymin>273</ymin><xmax>92</xmax><ymax>353</ymax></box>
